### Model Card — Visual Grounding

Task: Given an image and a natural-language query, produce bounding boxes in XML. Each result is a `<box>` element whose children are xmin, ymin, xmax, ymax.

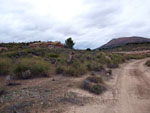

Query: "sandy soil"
<box><xmin>66</xmin><ymin>59</ymin><xmax>150</xmax><ymax>113</ymax></box>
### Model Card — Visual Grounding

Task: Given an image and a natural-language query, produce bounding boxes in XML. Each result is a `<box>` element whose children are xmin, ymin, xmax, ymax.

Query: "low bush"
<box><xmin>13</xmin><ymin>58</ymin><xmax>51</xmax><ymax>79</ymax></box>
<box><xmin>108</xmin><ymin>69</ymin><xmax>112</xmax><ymax>75</ymax></box>
<box><xmin>82</xmin><ymin>76</ymin><xmax>106</xmax><ymax>94</ymax></box>
<box><xmin>87</xmin><ymin>76</ymin><xmax>104</xmax><ymax>84</ymax></box>
<box><xmin>48</xmin><ymin>53</ymin><xmax>59</xmax><ymax>58</ymax></box>
<box><xmin>90</xmin><ymin>84</ymin><xmax>104</xmax><ymax>94</ymax></box>
<box><xmin>81</xmin><ymin>79</ymin><xmax>106</xmax><ymax>95</ymax></box>
<box><xmin>0</xmin><ymin>57</ymin><xmax>12</xmax><ymax>75</ymax></box>
<box><xmin>56</xmin><ymin>66</ymin><xmax>65</xmax><ymax>74</ymax></box>
<box><xmin>107</xmin><ymin>53</ymin><xmax>126</xmax><ymax>68</ymax></box>
<box><xmin>145</xmin><ymin>60</ymin><xmax>150</xmax><ymax>67</ymax></box>
<box><xmin>64</xmin><ymin>66</ymin><xmax>86</xmax><ymax>77</ymax></box>
<box><xmin>97</xmin><ymin>52</ymin><xmax>109</xmax><ymax>64</ymax></box>
<box><xmin>64</xmin><ymin>66</ymin><xmax>78</xmax><ymax>76</ymax></box>
<box><xmin>0</xmin><ymin>88</ymin><xmax>5</xmax><ymax>96</ymax></box>
<box><xmin>5</xmin><ymin>51</ymin><xmax>20</xmax><ymax>57</ymax></box>
<box><xmin>81</xmin><ymin>80</ymin><xmax>93</xmax><ymax>90</ymax></box>
<box><xmin>87</xmin><ymin>63</ymin><xmax>92</xmax><ymax>71</ymax></box>
<box><xmin>64</xmin><ymin>62</ymin><xmax>87</xmax><ymax>77</ymax></box>
<box><xmin>107</xmin><ymin>62</ymin><xmax>119</xmax><ymax>68</ymax></box>
<box><xmin>92</xmin><ymin>64</ymin><xmax>104</xmax><ymax>71</ymax></box>
<box><xmin>87</xmin><ymin>63</ymin><xmax>104</xmax><ymax>72</ymax></box>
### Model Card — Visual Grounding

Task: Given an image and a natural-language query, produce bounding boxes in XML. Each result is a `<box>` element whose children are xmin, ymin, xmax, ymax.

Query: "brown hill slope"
<box><xmin>100</xmin><ymin>36</ymin><xmax>150</xmax><ymax>49</ymax></box>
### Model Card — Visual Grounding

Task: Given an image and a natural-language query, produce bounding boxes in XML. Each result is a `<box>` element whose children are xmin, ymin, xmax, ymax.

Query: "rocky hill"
<box><xmin>99</xmin><ymin>36</ymin><xmax>150</xmax><ymax>49</ymax></box>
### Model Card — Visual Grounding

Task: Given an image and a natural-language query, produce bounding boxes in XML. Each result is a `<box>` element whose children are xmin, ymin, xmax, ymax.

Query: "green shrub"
<box><xmin>5</xmin><ymin>51</ymin><xmax>19</xmax><ymax>57</ymax></box>
<box><xmin>82</xmin><ymin>76</ymin><xmax>106</xmax><ymax>94</ymax></box>
<box><xmin>64</xmin><ymin>66</ymin><xmax>77</xmax><ymax>76</ymax></box>
<box><xmin>108</xmin><ymin>69</ymin><xmax>112</xmax><ymax>75</ymax></box>
<box><xmin>107</xmin><ymin>54</ymin><xmax>125</xmax><ymax>68</ymax></box>
<box><xmin>56</xmin><ymin>66</ymin><xmax>65</xmax><ymax>74</ymax></box>
<box><xmin>87</xmin><ymin>63</ymin><xmax>92</xmax><ymax>71</ymax></box>
<box><xmin>90</xmin><ymin>63</ymin><xmax>104</xmax><ymax>72</ymax></box>
<box><xmin>81</xmin><ymin>80</ymin><xmax>93</xmax><ymax>90</ymax></box>
<box><xmin>0</xmin><ymin>57</ymin><xmax>11</xmax><ymax>75</ymax></box>
<box><xmin>107</xmin><ymin>62</ymin><xmax>119</xmax><ymax>68</ymax></box>
<box><xmin>64</xmin><ymin>62</ymin><xmax>87</xmax><ymax>77</ymax></box>
<box><xmin>13</xmin><ymin>58</ymin><xmax>50</xmax><ymax>79</ymax></box>
<box><xmin>96</xmin><ymin>52</ymin><xmax>108</xmax><ymax>64</ymax></box>
<box><xmin>145</xmin><ymin>60</ymin><xmax>150</xmax><ymax>67</ymax></box>
<box><xmin>48</xmin><ymin>54</ymin><xmax>59</xmax><ymax>58</ymax></box>
<box><xmin>0</xmin><ymin>86</ymin><xmax>6</xmax><ymax>96</ymax></box>
<box><xmin>87</xmin><ymin>76</ymin><xmax>104</xmax><ymax>84</ymax></box>
<box><xmin>90</xmin><ymin>84</ymin><xmax>103</xmax><ymax>94</ymax></box>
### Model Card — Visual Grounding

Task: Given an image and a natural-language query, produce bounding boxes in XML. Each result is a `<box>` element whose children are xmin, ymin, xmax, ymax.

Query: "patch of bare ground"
<box><xmin>0</xmin><ymin>76</ymin><xmax>92</xmax><ymax>113</ymax></box>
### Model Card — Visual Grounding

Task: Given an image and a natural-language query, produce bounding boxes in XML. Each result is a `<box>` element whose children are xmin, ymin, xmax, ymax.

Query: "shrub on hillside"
<box><xmin>64</xmin><ymin>66</ymin><xmax>86</xmax><ymax>77</ymax></box>
<box><xmin>13</xmin><ymin>58</ymin><xmax>50</xmax><ymax>79</ymax></box>
<box><xmin>96</xmin><ymin>52</ymin><xmax>109</xmax><ymax>64</ymax></box>
<box><xmin>87</xmin><ymin>63</ymin><xmax>104</xmax><ymax>72</ymax></box>
<box><xmin>109</xmin><ymin>54</ymin><xmax>125</xmax><ymax>63</ymax></box>
<box><xmin>0</xmin><ymin>86</ymin><xmax>6</xmax><ymax>96</ymax></box>
<box><xmin>64</xmin><ymin>66</ymin><xmax>77</xmax><ymax>76</ymax></box>
<box><xmin>5</xmin><ymin>51</ymin><xmax>20</xmax><ymax>58</ymax></box>
<box><xmin>93</xmin><ymin>64</ymin><xmax>104</xmax><ymax>72</ymax></box>
<box><xmin>90</xmin><ymin>84</ymin><xmax>105</xmax><ymax>94</ymax></box>
<box><xmin>145</xmin><ymin>60</ymin><xmax>150</xmax><ymax>67</ymax></box>
<box><xmin>81</xmin><ymin>77</ymin><xmax>106</xmax><ymax>94</ymax></box>
<box><xmin>108</xmin><ymin>69</ymin><xmax>112</xmax><ymax>75</ymax></box>
<box><xmin>107</xmin><ymin>54</ymin><xmax>125</xmax><ymax>68</ymax></box>
<box><xmin>81</xmin><ymin>80</ymin><xmax>93</xmax><ymax>90</ymax></box>
<box><xmin>64</xmin><ymin>61</ymin><xmax>87</xmax><ymax>77</ymax></box>
<box><xmin>87</xmin><ymin>63</ymin><xmax>92</xmax><ymax>71</ymax></box>
<box><xmin>107</xmin><ymin>62</ymin><xmax>119</xmax><ymax>68</ymax></box>
<box><xmin>56</xmin><ymin>66</ymin><xmax>65</xmax><ymax>74</ymax></box>
<box><xmin>48</xmin><ymin>53</ymin><xmax>59</xmax><ymax>58</ymax></box>
<box><xmin>87</xmin><ymin>76</ymin><xmax>104</xmax><ymax>84</ymax></box>
<box><xmin>0</xmin><ymin>57</ymin><xmax>11</xmax><ymax>75</ymax></box>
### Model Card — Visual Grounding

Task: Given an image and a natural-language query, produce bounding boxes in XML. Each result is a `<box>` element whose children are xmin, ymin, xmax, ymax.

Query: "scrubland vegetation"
<box><xmin>0</xmin><ymin>44</ymin><xmax>149</xmax><ymax>79</ymax></box>
<box><xmin>0</xmin><ymin>41</ymin><xmax>150</xmax><ymax>96</ymax></box>
<box><xmin>1</xmin><ymin>41</ymin><xmax>150</xmax><ymax>113</ymax></box>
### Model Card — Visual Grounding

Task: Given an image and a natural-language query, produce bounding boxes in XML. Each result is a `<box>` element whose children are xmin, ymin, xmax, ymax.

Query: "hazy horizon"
<box><xmin>0</xmin><ymin>0</ymin><xmax>150</xmax><ymax>49</ymax></box>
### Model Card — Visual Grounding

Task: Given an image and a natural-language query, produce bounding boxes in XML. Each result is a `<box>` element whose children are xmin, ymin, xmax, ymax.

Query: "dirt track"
<box><xmin>66</xmin><ymin>59</ymin><xmax>150</xmax><ymax>113</ymax></box>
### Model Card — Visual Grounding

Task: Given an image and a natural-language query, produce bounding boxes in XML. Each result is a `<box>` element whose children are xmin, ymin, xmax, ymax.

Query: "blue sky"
<box><xmin>0</xmin><ymin>0</ymin><xmax>150</xmax><ymax>49</ymax></box>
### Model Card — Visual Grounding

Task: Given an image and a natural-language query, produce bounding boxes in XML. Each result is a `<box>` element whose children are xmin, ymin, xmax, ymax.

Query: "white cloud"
<box><xmin>0</xmin><ymin>0</ymin><xmax>150</xmax><ymax>49</ymax></box>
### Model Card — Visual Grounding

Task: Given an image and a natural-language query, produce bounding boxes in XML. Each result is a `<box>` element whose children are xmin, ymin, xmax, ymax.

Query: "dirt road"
<box><xmin>66</xmin><ymin>59</ymin><xmax>150</xmax><ymax>113</ymax></box>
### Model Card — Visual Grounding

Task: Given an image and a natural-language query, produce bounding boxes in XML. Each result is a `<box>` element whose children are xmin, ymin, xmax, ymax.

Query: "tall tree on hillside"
<box><xmin>65</xmin><ymin>37</ymin><xmax>75</xmax><ymax>49</ymax></box>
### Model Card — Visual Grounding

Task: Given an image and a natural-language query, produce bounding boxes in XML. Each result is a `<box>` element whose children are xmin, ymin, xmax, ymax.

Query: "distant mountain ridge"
<box><xmin>99</xmin><ymin>36</ymin><xmax>150</xmax><ymax>49</ymax></box>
